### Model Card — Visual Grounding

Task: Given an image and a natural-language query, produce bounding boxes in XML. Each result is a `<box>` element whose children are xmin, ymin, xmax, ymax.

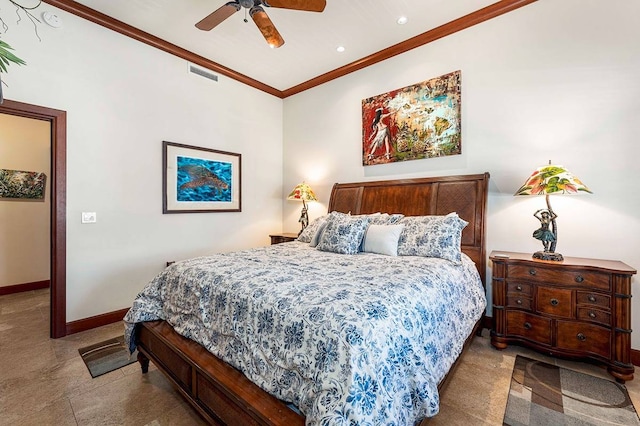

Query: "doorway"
<box><xmin>0</xmin><ymin>99</ymin><xmax>67</xmax><ymax>338</ymax></box>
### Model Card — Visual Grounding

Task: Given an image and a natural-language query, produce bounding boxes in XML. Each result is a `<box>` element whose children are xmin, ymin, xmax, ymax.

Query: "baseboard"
<box><xmin>0</xmin><ymin>280</ymin><xmax>50</xmax><ymax>296</ymax></box>
<box><xmin>66</xmin><ymin>308</ymin><xmax>130</xmax><ymax>335</ymax></box>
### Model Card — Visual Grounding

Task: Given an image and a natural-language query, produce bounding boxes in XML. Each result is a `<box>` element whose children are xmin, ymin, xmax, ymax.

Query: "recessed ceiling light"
<box><xmin>397</xmin><ymin>16</ymin><xmax>408</xmax><ymax>25</ymax></box>
<box><xmin>336</xmin><ymin>46</ymin><xmax>345</xmax><ymax>53</ymax></box>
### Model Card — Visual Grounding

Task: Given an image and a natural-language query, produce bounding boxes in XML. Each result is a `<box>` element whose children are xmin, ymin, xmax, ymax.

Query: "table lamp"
<box><xmin>287</xmin><ymin>182</ymin><xmax>317</xmax><ymax>234</ymax></box>
<box><xmin>515</xmin><ymin>163</ymin><xmax>591</xmax><ymax>261</ymax></box>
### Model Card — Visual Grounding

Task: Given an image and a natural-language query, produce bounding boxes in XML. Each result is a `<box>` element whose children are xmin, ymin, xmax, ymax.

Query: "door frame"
<box><xmin>0</xmin><ymin>99</ymin><xmax>67</xmax><ymax>338</ymax></box>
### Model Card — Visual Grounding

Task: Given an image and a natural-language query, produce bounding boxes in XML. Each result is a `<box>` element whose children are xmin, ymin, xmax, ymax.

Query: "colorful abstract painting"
<box><xmin>362</xmin><ymin>70</ymin><xmax>462</xmax><ymax>166</ymax></box>
<box><xmin>0</xmin><ymin>169</ymin><xmax>47</xmax><ymax>199</ymax></box>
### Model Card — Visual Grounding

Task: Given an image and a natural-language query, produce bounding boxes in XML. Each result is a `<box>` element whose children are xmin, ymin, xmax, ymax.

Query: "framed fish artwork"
<box><xmin>163</xmin><ymin>141</ymin><xmax>241</xmax><ymax>213</ymax></box>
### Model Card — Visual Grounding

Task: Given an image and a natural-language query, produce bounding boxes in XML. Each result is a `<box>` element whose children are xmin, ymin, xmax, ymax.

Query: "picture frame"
<box><xmin>0</xmin><ymin>169</ymin><xmax>47</xmax><ymax>200</ymax></box>
<box><xmin>163</xmin><ymin>141</ymin><xmax>241</xmax><ymax>213</ymax></box>
<box><xmin>362</xmin><ymin>70</ymin><xmax>462</xmax><ymax>166</ymax></box>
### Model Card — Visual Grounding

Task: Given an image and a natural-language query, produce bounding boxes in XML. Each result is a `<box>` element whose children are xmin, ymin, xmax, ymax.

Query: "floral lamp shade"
<box><xmin>515</xmin><ymin>164</ymin><xmax>592</xmax><ymax>196</ymax></box>
<box><xmin>287</xmin><ymin>182</ymin><xmax>318</xmax><ymax>202</ymax></box>
<box><xmin>287</xmin><ymin>182</ymin><xmax>318</xmax><ymax>234</ymax></box>
<box><xmin>514</xmin><ymin>164</ymin><xmax>591</xmax><ymax>262</ymax></box>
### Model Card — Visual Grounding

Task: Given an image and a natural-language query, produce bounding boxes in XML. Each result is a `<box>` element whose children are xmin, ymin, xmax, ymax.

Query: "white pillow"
<box><xmin>362</xmin><ymin>224</ymin><xmax>405</xmax><ymax>256</ymax></box>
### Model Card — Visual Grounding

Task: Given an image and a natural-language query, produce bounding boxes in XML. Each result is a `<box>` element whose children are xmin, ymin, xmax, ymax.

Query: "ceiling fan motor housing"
<box><xmin>238</xmin><ymin>0</ymin><xmax>261</xmax><ymax>8</ymax></box>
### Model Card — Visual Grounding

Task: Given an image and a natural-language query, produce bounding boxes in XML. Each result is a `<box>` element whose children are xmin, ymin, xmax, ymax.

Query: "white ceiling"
<box><xmin>72</xmin><ymin>0</ymin><xmax>498</xmax><ymax>91</ymax></box>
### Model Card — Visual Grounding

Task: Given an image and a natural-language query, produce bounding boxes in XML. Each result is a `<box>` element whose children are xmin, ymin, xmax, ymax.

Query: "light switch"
<box><xmin>81</xmin><ymin>212</ymin><xmax>97</xmax><ymax>223</ymax></box>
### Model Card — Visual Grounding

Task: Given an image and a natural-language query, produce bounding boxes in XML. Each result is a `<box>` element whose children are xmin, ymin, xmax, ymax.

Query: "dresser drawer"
<box><xmin>576</xmin><ymin>308</ymin><xmax>611</xmax><ymax>326</ymax></box>
<box><xmin>507</xmin><ymin>282</ymin><xmax>532</xmax><ymax>296</ymax></box>
<box><xmin>506</xmin><ymin>295</ymin><xmax>531</xmax><ymax>310</ymax></box>
<box><xmin>556</xmin><ymin>321</ymin><xmax>611</xmax><ymax>359</ymax></box>
<box><xmin>508</xmin><ymin>265</ymin><xmax>610</xmax><ymax>290</ymax></box>
<box><xmin>506</xmin><ymin>311</ymin><xmax>552</xmax><ymax>345</ymax></box>
<box><xmin>576</xmin><ymin>291</ymin><xmax>611</xmax><ymax>310</ymax></box>
<box><xmin>536</xmin><ymin>287</ymin><xmax>572</xmax><ymax>318</ymax></box>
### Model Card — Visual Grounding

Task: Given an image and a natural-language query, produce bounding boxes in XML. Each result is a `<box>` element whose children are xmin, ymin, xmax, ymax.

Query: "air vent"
<box><xmin>188</xmin><ymin>64</ymin><xmax>218</xmax><ymax>82</ymax></box>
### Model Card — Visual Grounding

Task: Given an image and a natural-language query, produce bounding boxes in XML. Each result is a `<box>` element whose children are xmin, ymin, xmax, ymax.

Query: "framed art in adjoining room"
<box><xmin>163</xmin><ymin>141</ymin><xmax>241</xmax><ymax>213</ymax></box>
<box><xmin>0</xmin><ymin>169</ymin><xmax>47</xmax><ymax>200</ymax></box>
<box><xmin>362</xmin><ymin>70</ymin><xmax>462</xmax><ymax>166</ymax></box>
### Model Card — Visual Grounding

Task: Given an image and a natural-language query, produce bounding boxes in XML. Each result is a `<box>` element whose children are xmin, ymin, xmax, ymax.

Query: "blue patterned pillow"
<box><xmin>397</xmin><ymin>213</ymin><xmax>468</xmax><ymax>264</ymax></box>
<box><xmin>364</xmin><ymin>213</ymin><xmax>405</xmax><ymax>225</ymax></box>
<box><xmin>316</xmin><ymin>212</ymin><xmax>371</xmax><ymax>254</ymax></box>
<box><xmin>387</xmin><ymin>213</ymin><xmax>405</xmax><ymax>224</ymax></box>
<box><xmin>309</xmin><ymin>219</ymin><xmax>329</xmax><ymax>247</ymax></box>
<box><xmin>297</xmin><ymin>215</ymin><xmax>327</xmax><ymax>243</ymax></box>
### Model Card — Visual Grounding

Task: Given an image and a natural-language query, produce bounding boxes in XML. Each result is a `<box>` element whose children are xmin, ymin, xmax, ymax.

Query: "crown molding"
<box><xmin>41</xmin><ymin>0</ymin><xmax>283</xmax><ymax>97</ymax></box>
<box><xmin>42</xmin><ymin>0</ymin><xmax>536</xmax><ymax>99</ymax></box>
<box><xmin>282</xmin><ymin>0</ymin><xmax>537</xmax><ymax>97</ymax></box>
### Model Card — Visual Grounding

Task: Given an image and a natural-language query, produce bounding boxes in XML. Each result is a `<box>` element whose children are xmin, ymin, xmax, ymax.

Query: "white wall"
<box><xmin>0</xmin><ymin>114</ymin><xmax>50</xmax><ymax>287</ymax></box>
<box><xmin>283</xmin><ymin>1</ymin><xmax>640</xmax><ymax>346</ymax></box>
<box><xmin>2</xmin><ymin>5</ymin><xmax>284</xmax><ymax>321</ymax></box>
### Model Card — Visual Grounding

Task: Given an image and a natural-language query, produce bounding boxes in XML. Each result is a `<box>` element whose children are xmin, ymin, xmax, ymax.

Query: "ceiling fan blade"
<box><xmin>263</xmin><ymin>0</ymin><xmax>326</xmax><ymax>13</ymax></box>
<box><xmin>195</xmin><ymin>2</ymin><xmax>241</xmax><ymax>31</ymax></box>
<box><xmin>250</xmin><ymin>7</ymin><xmax>285</xmax><ymax>48</ymax></box>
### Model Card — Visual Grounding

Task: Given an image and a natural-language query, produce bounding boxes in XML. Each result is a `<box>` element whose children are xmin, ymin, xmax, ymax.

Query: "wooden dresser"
<box><xmin>490</xmin><ymin>251</ymin><xmax>637</xmax><ymax>382</ymax></box>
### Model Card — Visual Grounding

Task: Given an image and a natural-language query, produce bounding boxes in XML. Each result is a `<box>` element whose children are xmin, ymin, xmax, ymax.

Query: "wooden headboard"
<box><xmin>327</xmin><ymin>173</ymin><xmax>490</xmax><ymax>284</ymax></box>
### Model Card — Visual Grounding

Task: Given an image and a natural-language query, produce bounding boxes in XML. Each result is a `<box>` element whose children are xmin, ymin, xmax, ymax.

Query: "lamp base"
<box><xmin>533</xmin><ymin>251</ymin><xmax>564</xmax><ymax>262</ymax></box>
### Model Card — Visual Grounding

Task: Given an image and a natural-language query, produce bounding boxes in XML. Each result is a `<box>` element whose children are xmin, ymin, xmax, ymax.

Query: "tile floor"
<box><xmin>1</xmin><ymin>288</ymin><xmax>638</xmax><ymax>425</ymax></box>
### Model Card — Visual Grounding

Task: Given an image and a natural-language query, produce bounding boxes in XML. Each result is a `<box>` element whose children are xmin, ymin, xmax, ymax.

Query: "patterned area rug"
<box><xmin>504</xmin><ymin>355</ymin><xmax>640</xmax><ymax>426</ymax></box>
<box><xmin>79</xmin><ymin>336</ymin><xmax>137</xmax><ymax>378</ymax></box>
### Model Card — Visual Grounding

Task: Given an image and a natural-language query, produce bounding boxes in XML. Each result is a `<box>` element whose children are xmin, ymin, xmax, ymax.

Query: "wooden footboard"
<box><xmin>137</xmin><ymin>318</ymin><xmax>483</xmax><ymax>425</ymax></box>
<box><xmin>136</xmin><ymin>320</ymin><xmax>305</xmax><ymax>426</ymax></box>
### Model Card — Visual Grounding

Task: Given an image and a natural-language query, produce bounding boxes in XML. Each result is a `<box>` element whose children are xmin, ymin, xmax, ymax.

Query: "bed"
<box><xmin>125</xmin><ymin>172</ymin><xmax>489</xmax><ymax>425</ymax></box>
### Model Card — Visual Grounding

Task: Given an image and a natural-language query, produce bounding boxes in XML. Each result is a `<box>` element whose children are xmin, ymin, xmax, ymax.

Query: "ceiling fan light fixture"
<box><xmin>250</xmin><ymin>6</ymin><xmax>285</xmax><ymax>48</ymax></box>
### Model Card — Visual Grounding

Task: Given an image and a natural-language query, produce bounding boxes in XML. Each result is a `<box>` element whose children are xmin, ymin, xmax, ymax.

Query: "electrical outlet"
<box><xmin>81</xmin><ymin>212</ymin><xmax>97</xmax><ymax>223</ymax></box>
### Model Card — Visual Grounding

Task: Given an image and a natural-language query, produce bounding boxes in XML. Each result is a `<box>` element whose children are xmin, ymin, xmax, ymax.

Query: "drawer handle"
<box><xmin>575</xmin><ymin>275</ymin><xmax>584</xmax><ymax>283</ymax></box>
<box><xmin>550</xmin><ymin>298</ymin><xmax>559</xmax><ymax>306</ymax></box>
<box><xmin>588</xmin><ymin>295</ymin><xmax>597</xmax><ymax>303</ymax></box>
<box><xmin>516</xmin><ymin>299</ymin><xmax>523</xmax><ymax>305</ymax></box>
<box><xmin>529</xmin><ymin>269</ymin><xmax>537</xmax><ymax>276</ymax></box>
<box><xmin>524</xmin><ymin>322</ymin><xmax>532</xmax><ymax>330</ymax></box>
<box><xmin>577</xmin><ymin>333</ymin><xmax>587</xmax><ymax>342</ymax></box>
<box><xmin>516</xmin><ymin>285</ymin><xmax>523</xmax><ymax>291</ymax></box>
<box><xmin>589</xmin><ymin>311</ymin><xmax>597</xmax><ymax>319</ymax></box>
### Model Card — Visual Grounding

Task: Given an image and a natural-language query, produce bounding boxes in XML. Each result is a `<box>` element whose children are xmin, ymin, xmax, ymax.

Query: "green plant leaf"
<box><xmin>0</xmin><ymin>40</ymin><xmax>26</xmax><ymax>73</ymax></box>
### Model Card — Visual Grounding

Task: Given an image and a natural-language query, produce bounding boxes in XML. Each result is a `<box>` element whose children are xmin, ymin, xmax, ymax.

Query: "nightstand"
<box><xmin>269</xmin><ymin>233</ymin><xmax>298</xmax><ymax>245</ymax></box>
<box><xmin>490</xmin><ymin>251</ymin><xmax>637</xmax><ymax>382</ymax></box>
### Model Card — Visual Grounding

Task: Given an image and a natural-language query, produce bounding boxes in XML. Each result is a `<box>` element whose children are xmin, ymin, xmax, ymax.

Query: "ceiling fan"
<box><xmin>196</xmin><ymin>0</ymin><xmax>326</xmax><ymax>48</ymax></box>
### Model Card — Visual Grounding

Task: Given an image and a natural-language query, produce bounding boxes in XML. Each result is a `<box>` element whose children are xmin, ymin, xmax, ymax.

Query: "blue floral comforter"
<box><xmin>124</xmin><ymin>242</ymin><xmax>486</xmax><ymax>425</ymax></box>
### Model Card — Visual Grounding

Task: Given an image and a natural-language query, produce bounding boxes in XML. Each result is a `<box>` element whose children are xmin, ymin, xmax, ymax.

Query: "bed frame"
<box><xmin>135</xmin><ymin>173</ymin><xmax>490</xmax><ymax>425</ymax></box>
